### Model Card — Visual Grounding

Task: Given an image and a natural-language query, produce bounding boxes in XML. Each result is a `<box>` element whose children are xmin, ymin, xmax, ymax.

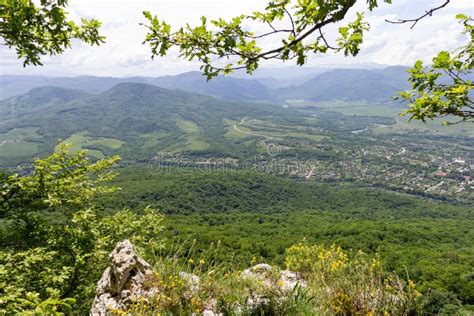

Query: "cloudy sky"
<box><xmin>0</xmin><ymin>0</ymin><xmax>472</xmax><ymax>77</ymax></box>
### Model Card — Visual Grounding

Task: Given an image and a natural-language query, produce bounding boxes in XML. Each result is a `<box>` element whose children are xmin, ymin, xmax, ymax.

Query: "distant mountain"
<box><xmin>274</xmin><ymin>66</ymin><xmax>410</xmax><ymax>103</ymax></box>
<box><xmin>148</xmin><ymin>71</ymin><xmax>273</xmax><ymax>101</ymax></box>
<box><xmin>0</xmin><ymin>75</ymin><xmax>125</xmax><ymax>100</ymax></box>
<box><xmin>0</xmin><ymin>72</ymin><xmax>273</xmax><ymax>102</ymax></box>
<box><xmin>0</xmin><ymin>86</ymin><xmax>92</xmax><ymax>121</ymax></box>
<box><xmin>1</xmin><ymin>66</ymin><xmax>417</xmax><ymax>107</ymax></box>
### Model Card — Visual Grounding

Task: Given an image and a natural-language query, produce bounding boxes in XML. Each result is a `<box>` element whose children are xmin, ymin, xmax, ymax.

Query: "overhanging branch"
<box><xmin>385</xmin><ymin>0</ymin><xmax>450</xmax><ymax>29</ymax></box>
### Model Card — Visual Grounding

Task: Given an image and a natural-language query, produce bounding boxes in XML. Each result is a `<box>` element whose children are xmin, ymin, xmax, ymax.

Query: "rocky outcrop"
<box><xmin>241</xmin><ymin>263</ymin><xmax>306</xmax><ymax>292</ymax></box>
<box><xmin>91</xmin><ymin>241</ymin><xmax>305</xmax><ymax>315</ymax></box>
<box><xmin>90</xmin><ymin>240</ymin><xmax>154</xmax><ymax>316</ymax></box>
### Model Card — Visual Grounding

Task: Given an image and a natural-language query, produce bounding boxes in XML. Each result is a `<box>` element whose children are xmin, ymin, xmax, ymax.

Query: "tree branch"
<box><xmin>385</xmin><ymin>0</ymin><xmax>450</xmax><ymax>29</ymax></box>
<box><xmin>319</xmin><ymin>29</ymin><xmax>338</xmax><ymax>50</ymax></box>
<box><xmin>255</xmin><ymin>0</ymin><xmax>356</xmax><ymax>60</ymax></box>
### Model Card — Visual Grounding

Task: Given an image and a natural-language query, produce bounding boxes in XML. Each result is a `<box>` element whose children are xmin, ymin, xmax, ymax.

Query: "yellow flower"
<box><xmin>188</xmin><ymin>258</ymin><xmax>194</xmax><ymax>264</ymax></box>
<box><xmin>199</xmin><ymin>259</ymin><xmax>205</xmax><ymax>265</ymax></box>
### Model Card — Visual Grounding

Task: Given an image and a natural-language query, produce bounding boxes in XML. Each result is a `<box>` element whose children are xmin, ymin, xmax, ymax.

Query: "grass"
<box><xmin>225</xmin><ymin>125</ymin><xmax>254</xmax><ymax>141</ymax></box>
<box><xmin>173</xmin><ymin>119</ymin><xmax>209</xmax><ymax>152</ymax></box>
<box><xmin>176</xmin><ymin>119</ymin><xmax>201</xmax><ymax>134</ymax></box>
<box><xmin>0</xmin><ymin>127</ymin><xmax>42</xmax><ymax>158</ymax></box>
<box><xmin>0</xmin><ymin>142</ymin><xmax>39</xmax><ymax>158</ymax></box>
<box><xmin>234</xmin><ymin>126</ymin><xmax>327</xmax><ymax>142</ymax></box>
<box><xmin>263</xmin><ymin>130</ymin><xmax>328</xmax><ymax>142</ymax></box>
<box><xmin>223</xmin><ymin>118</ymin><xmax>251</xmax><ymax>141</ymax></box>
<box><xmin>373</xmin><ymin>117</ymin><xmax>474</xmax><ymax>136</ymax></box>
<box><xmin>110</xmin><ymin>241</ymin><xmax>424</xmax><ymax>315</ymax></box>
<box><xmin>224</xmin><ymin>117</ymin><xmax>328</xmax><ymax>143</ymax></box>
<box><xmin>56</xmin><ymin>132</ymin><xmax>125</xmax><ymax>159</ymax></box>
<box><xmin>139</xmin><ymin>132</ymin><xmax>171</xmax><ymax>149</ymax></box>
<box><xmin>0</xmin><ymin>127</ymin><xmax>41</xmax><ymax>142</ymax></box>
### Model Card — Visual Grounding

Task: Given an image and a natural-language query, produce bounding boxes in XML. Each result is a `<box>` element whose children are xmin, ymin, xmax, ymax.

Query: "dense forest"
<box><xmin>98</xmin><ymin>167</ymin><xmax>474</xmax><ymax>304</ymax></box>
<box><xmin>1</xmin><ymin>151</ymin><xmax>472</xmax><ymax>314</ymax></box>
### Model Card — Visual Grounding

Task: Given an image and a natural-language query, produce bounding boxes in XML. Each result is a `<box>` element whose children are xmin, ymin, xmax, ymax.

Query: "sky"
<box><xmin>0</xmin><ymin>0</ymin><xmax>472</xmax><ymax>77</ymax></box>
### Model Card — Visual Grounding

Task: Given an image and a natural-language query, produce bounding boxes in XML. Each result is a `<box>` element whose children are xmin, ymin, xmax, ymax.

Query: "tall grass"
<box><xmin>111</xmin><ymin>240</ymin><xmax>424</xmax><ymax>315</ymax></box>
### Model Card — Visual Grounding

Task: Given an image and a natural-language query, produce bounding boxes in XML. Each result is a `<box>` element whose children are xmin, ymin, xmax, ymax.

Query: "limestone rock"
<box><xmin>90</xmin><ymin>240</ymin><xmax>153</xmax><ymax>316</ymax></box>
<box><xmin>241</xmin><ymin>263</ymin><xmax>306</xmax><ymax>292</ymax></box>
<box><xmin>279</xmin><ymin>269</ymin><xmax>305</xmax><ymax>292</ymax></box>
<box><xmin>179</xmin><ymin>271</ymin><xmax>201</xmax><ymax>295</ymax></box>
<box><xmin>91</xmin><ymin>241</ymin><xmax>306</xmax><ymax>315</ymax></box>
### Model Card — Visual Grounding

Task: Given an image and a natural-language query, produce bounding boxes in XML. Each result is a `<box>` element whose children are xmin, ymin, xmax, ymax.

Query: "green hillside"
<box><xmin>0</xmin><ymin>83</ymin><xmax>289</xmax><ymax>165</ymax></box>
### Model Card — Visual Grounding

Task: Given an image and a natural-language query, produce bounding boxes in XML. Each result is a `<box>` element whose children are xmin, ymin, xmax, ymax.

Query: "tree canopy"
<box><xmin>399</xmin><ymin>15</ymin><xmax>473</xmax><ymax>124</ymax></box>
<box><xmin>142</xmin><ymin>0</ymin><xmax>392</xmax><ymax>79</ymax></box>
<box><xmin>0</xmin><ymin>0</ymin><xmax>104</xmax><ymax>66</ymax></box>
<box><xmin>0</xmin><ymin>145</ymin><xmax>164</xmax><ymax>314</ymax></box>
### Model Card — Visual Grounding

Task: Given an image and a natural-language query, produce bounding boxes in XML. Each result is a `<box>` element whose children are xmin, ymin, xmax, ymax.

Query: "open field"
<box><xmin>225</xmin><ymin>117</ymin><xmax>328</xmax><ymax>143</ymax></box>
<box><xmin>173</xmin><ymin>119</ymin><xmax>209</xmax><ymax>151</ymax></box>
<box><xmin>56</xmin><ymin>131</ymin><xmax>124</xmax><ymax>159</ymax></box>
<box><xmin>0</xmin><ymin>127</ymin><xmax>42</xmax><ymax>158</ymax></box>
<box><xmin>289</xmin><ymin>102</ymin><xmax>474</xmax><ymax>137</ymax></box>
<box><xmin>0</xmin><ymin>142</ymin><xmax>40</xmax><ymax>158</ymax></box>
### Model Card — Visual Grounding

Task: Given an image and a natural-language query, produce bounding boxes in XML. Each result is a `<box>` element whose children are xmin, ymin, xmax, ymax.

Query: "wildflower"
<box><xmin>199</xmin><ymin>259</ymin><xmax>205</xmax><ymax>265</ymax></box>
<box><xmin>188</xmin><ymin>258</ymin><xmax>194</xmax><ymax>264</ymax></box>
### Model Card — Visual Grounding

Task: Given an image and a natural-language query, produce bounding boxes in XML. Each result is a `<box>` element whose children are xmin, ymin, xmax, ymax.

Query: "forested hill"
<box><xmin>274</xmin><ymin>66</ymin><xmax>410</xmax><ymax>102</ymax></box>
<box><xmin>0</xmin><ymin>82</ymin><xmax>291</xmax><ymax>164</ymax></box>
<box><xmin>0</xmin><ymin>72</ymin><xmax>273</xmax><ymax>101</ymax></box>
<box><xmin>1</xmin><ymin>66</ymin><xmax>410</xmax><ymax>103</ymax></box>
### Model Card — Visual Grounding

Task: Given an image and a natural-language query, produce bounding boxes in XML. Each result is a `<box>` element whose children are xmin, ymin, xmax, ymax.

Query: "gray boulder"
<box><xmin>90</xmin><ymin>240</ymin><xmax>154</xmax><ymax>315</ymax></box>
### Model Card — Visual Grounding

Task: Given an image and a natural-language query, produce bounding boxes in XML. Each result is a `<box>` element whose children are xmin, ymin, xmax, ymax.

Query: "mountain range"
<box><xmin>0</xmin><ymin>66</ymin><xmax>410</xmax><ymax>104</ymax></box>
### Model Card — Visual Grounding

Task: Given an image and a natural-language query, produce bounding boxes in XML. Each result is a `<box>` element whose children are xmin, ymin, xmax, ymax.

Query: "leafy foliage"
<box><xmin>285</xmin><ymin>243</ymin><xmax>423</xmax><ymax>314</ymax></box>
<box><xmin>142</xmin><ymin>0</ymin><xmax>390</xmax><ymax>79</ymax></box>
<box><xmin>399</xmin><ymin>15</ymin><xmax>473</xmax><ymax>123</ymax></box>
<box><xmin>0</xmin><ymin>147</ymin><xmax>163</xmax><ymax>314</ymax></box>
<box><xmin>0</xmin><ymin>0</ymin><xmax>105</xmax><ymax>66</ymax></box>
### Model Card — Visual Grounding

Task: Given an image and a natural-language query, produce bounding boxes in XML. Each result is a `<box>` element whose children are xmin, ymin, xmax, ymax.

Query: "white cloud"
<box><xmin>0</xmin><ymin>0</ymin><xmax>472</xmax><ymax>76</ymax></box>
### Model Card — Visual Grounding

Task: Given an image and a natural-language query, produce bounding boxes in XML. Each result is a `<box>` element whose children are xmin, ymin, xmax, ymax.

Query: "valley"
<box><xmin>2</xmin><ymin>0</ymin><xmax>474</xmax><ymax>313</ymax></box>
<box><xmin>1</xmin><ymin>70</ymin><xmax>473</xmax><ymax>201</ymax></box>
<box><xmin>1</xmin><ymin>68</ymin><xmax>473</xmax><ymax>310</ymax></box>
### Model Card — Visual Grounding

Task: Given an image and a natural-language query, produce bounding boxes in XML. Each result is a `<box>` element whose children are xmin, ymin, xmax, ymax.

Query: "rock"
<box><xmin>241</xmin><ymin>264</ymin><xmax>306</xmax><ymax>292</ymax></box>
<box><xmin>239</xmin><ymin>264</ymin><xmax>307</xmax><ymax>312</ymax></box>
<box><xmin>240</xmin><ymin>263</ymin><xmax>273</xmax><ymax>283</ymax></box>
<box><xmin>279</xmin><ymin>269</ymin><xmax>305</xmax><ymax>292</ymax></box>
<box><xmin>91</xmin><ymin>241</ymin><xmax>306</xmax><ymax>315</ymax></box>
<box><xmin>179</xmin><ymin>271</ymin><xmax>201</xmax><ymax>300</ymax></box>
<box><xmin>90</xmin><ymin>240</ymin><xmax>154</xmax><ymax>316</ymax></box>
<box><xmin>201</xmin><ymin>309</ymin><xmax>224</xmax><ymax>316</ymax></box>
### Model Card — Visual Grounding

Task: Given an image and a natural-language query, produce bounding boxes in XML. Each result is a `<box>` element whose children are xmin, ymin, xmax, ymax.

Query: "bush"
<box><xmin>0</xmin><ymin>145</ymin><xmax>164</xmax><ymax>314</ymax></box>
